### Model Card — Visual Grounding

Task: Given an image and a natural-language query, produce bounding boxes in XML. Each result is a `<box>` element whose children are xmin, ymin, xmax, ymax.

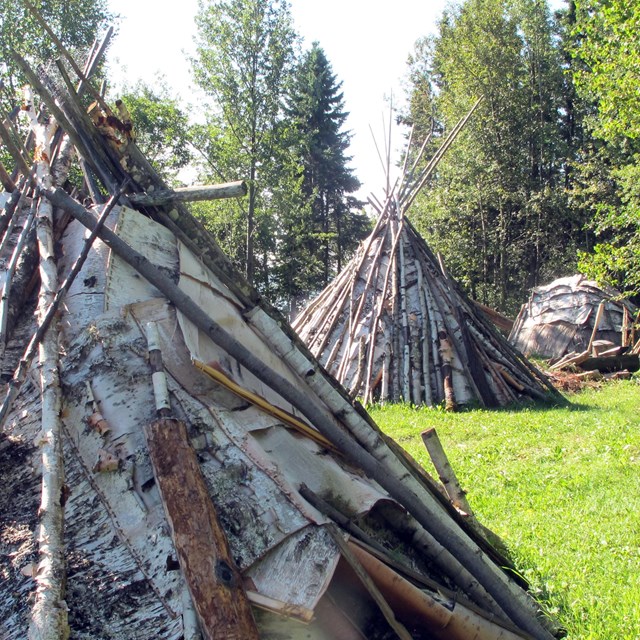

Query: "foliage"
<box><xmin>571</xmin><ymin>0</ymin><xmax>640</xmax><ymax>295</ymax></box>
<box><xmin>404</xmin><ymin>0</ymin><xmax>588</xmax><ymax>314</ymax></box>
<box><xmin>281</xmin><ymin>43</ymin><xmax>369</xmax><ymax>306</ymax></box>
<box><xmin>370</xmin><ymin>378</ymin><xmax>640</xmax><ymax>639</ymax></box>
<box><xmin>0</xmin><ymin>0</ymin><xmax>113</xmax><ymax>170</ymax></box>
<box><xmin>191</xmin><ymin>0</ymin><xmax>298</xmax><ymax>287</ymax></box>
<box><xmin>112</xmin><ymin>79</ymin><xmax>193</xmax><ymax>184</ymax></box>
<box><xmin>0</xmin><ymin>0</ymin><xmax>112</xmax><ymax>92</ymax></box>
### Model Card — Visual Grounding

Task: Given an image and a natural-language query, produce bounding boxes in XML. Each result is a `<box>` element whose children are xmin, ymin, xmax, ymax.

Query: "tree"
<box><xmin>191</xmin><ymin>0</ymin><xmax>297</xmax><ymax>287</ymax></box>
<box><xmin>281</xmin><ymin>43</ymin><xmax>369</xmax><ymax>305</ymax></box>
<box><xmin>405</xmin><ymin>0</ymin><xmax>586</xmax><ymax>313</ymax></box>
<box><xmin>0</xmin><ymin>0</ymin><xmax>113</xmax><ymax>171</ymax></box>
<box><xmin>571</xmin><ymin>0</ymin><xmax>640</xmax><ymax>295</ymax></box>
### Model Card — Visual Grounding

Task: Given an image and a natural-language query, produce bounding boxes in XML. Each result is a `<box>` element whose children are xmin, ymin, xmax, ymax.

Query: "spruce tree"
<box><xmin>282</xmin><ymin>43</ymin><xmax>369</xmax><ymax>308</ymax></box>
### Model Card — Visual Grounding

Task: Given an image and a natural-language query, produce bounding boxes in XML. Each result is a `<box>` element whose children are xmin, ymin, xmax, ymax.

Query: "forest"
<box><xmin>1</xmin><ymin>0</ymin><xmax>638</xmax><ymax>319</ymax></box>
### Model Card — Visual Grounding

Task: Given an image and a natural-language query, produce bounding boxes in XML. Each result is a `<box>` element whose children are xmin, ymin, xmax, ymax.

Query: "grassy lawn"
<box><xmin>369</xmin><ymin>379</ymin><xmax>640</xmax><ymax>640</ymax></box>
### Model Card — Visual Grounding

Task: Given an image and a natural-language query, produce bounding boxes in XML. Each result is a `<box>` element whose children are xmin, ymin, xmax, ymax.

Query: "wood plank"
<box><xmin>578</xmin><ymin>353</ymin><xmax>639</xmax><ymax>374</ymax></box>
<box><xmin>145</xmin><ymin>417</ymin><xmax>259</xmax><ymax>640</ymax></box>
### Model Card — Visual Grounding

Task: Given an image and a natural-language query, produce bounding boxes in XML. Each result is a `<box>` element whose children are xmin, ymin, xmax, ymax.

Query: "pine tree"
<box><xmin>282</xmin><ymin>43</ymin><xmax>369</xmax><ymax>308</ymax></box>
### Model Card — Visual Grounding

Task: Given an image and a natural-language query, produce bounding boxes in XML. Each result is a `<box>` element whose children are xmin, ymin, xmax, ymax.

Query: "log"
<box><xmin>128</xmin><ymin>181</ymin><xmax>247</xmax><ymax>206</ymax></box>
<box><xmin>145</xmin><ymin>324</ymin><xmax>258</xmax><ymax>640</ymax></box>
<box><xmin>578</xmin><ymin>354</ymin><xmax>639</xmax><ymax>374</ymax></box>
<box><xmin>28</xmin><ymin>160</ymin><xmax>69</xmax><ymax>640</ymax></box>
<box><xmin>348</xmin><ymin>543</ymin><xmax>529</xmax><ymax>640</ymax></box>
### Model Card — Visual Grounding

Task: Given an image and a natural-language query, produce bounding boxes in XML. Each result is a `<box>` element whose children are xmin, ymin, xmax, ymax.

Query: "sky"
<box><xmin>106</xmin><ymin>0</ymin><xmax>451</xmax><ymax>200</ymax></box>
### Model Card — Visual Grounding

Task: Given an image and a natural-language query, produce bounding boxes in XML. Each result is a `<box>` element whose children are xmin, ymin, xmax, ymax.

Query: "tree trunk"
<box><xmin>28</xmin><ymin>163</ymin><xmax>69</xmax><ymax>640</ymax></box>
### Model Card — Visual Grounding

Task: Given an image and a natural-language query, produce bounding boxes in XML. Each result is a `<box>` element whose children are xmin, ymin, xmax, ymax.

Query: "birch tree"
<box><xmin>191</xmin><ymin>0</ymin><xmax>297</xmax><ymax>286</ymax></box>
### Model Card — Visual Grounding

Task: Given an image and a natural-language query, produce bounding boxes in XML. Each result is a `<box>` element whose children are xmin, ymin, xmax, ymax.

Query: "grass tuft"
<box><xmin>369</xmin><ymin>379</ymin><xmax>640</xmax><ymax>639</ymax></box>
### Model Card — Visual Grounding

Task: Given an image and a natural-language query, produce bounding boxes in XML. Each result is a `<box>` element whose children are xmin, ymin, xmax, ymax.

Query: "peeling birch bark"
<box><xmin>28</xmin><ymin>160</ymin><xmax>69</xmax><ymax>640</ymax></box>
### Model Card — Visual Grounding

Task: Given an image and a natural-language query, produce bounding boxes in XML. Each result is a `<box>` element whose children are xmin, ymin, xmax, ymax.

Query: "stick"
<box><xmin>144</xmin><ymin>323</ymin><xmax>259</xmax><ymax>640</ymax></box>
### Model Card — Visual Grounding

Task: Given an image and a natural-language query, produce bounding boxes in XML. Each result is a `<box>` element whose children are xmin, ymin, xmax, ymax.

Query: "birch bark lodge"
<box><xmin>509</xmin><ymin>274</ymin><xmax>639</xmax><ymax>362</ymax></box>
<box><xmin>1</xmin><ymin>13</ymin><xmax>564</xmax><ymax>640</ymax></box>
<box><xmin>293</xmin><ymin>110</ymin><xmax>563</xmax><ymax>409</ymax></box>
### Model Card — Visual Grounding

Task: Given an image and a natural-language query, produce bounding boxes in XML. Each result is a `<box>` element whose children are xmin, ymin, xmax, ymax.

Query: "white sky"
<box><xmin>106</xmin><ymin>0</ymin><xmax>451</xmax><ymax>199</ymax></box>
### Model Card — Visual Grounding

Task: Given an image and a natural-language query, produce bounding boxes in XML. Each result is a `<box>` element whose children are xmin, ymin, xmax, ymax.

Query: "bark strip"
<box><xmin>0</xmin><ymin>189</ymin><xmax>124</xmax><ymax>428</ymax></box>
<box><xmin>145</xmin><ymin>324</ymin><xmax>259</xmax><ymax>640</ymax></box>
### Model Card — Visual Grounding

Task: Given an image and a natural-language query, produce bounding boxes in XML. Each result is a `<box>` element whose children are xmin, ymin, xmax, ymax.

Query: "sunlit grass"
<box><xmin>369</xmin><ymin>379</ymin><xmax>640</xmax><ymax>639</ymax></box>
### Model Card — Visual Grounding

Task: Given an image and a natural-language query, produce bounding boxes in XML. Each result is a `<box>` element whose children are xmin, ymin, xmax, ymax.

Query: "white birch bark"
<box><xmin>28</xmin><ymin>156</ymin><xmax>69</xmax><ymax>639</ymax></box>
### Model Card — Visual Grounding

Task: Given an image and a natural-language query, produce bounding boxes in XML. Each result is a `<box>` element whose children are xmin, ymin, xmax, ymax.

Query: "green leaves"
<box><xmin>406</xmin><ymin>0</ymin><xmax>581</xmax><ymax>313</ymax></box>
<box><xmin>571</xmin><ymin>0</ymin><xmax>640</xmax><ymax>295</ymax></box>
<box><xmin>114</xmin><ymin>80</ymin><xmax>193</xmax><ymax>183</ymax></box>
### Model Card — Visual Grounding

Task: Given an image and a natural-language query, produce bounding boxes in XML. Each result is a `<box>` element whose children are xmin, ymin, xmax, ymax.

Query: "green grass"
<box><xmin>369</xmin><ymin>379</ymin><xmax>640</xmax><ymax>640</ymax></box>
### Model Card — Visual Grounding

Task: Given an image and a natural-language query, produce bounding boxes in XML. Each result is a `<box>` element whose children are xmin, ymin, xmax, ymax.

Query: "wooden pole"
<box><xmin>144</xmin><ymin>323</ymin><xmax>259</xmax><ymax>640</ymax></box>
<box><xmin>28</xmin><ymin>153</ymin><xmax>69</xmax><ymax>640</ymax></box>
<box><xmin>128</xmin><ymin>181</ymin><xmax>247</xmax><ymax>206</ymax></box>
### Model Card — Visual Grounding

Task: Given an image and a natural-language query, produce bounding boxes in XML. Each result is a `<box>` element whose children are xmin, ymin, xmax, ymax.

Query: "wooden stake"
<box><xmin>145</xmin><ymin>324</ymin><xmax>259</xmax><ymax>640</ymax></box>
<box><xmin>587</xmin><ymin>301</ymin><xmax>606</xmax><ymax>355</ymax></box>
<box><xmin>421</xmin><ymin>428</ymin><xmax>475</xmax><ymax>518</ymax></box>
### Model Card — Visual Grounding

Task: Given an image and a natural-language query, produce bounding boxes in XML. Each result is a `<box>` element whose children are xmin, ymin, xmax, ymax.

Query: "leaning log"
<box><xmin>128</xmin><ymin>181</ymin><xmax>247</xmax><ymax>206</ymax></box>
